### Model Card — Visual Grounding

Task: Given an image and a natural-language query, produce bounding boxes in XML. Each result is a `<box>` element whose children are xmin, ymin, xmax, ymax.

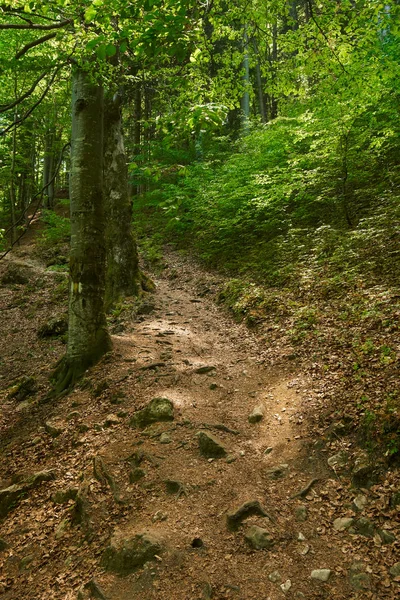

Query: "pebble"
<box><xmin>268</xmin><ymin>571</ymin><xmax>281</xmax><ymax>583</ymax></box>
<box><xmin>333</xmin><ymin>517</ymin><xmax>354</xmax><ymax>531</ymax></box>
<box><xmin>311</xmin><ymin>569</ymin><xmax>332</xmax><ymax>582</ymax></box>
<box><xmin>280</xmin><ymin>580</ymin><xmax>292</xmax><ymax>593</ymax></box>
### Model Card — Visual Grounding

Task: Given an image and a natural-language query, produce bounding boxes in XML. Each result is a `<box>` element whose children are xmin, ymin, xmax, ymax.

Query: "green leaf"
<box><xmin>105</xmin><ymin>44</ymin><xmax>117</xmax><ymax>57</ymax></box>
<box><xmin>85</xmin><ymin>6</ymin><xmax>97</xmax><ymax>22</ymax></box>
<box><xmin>96</xmin><ymin>44</ymin><xmax>107</xmax><ymax>60</ymax></box>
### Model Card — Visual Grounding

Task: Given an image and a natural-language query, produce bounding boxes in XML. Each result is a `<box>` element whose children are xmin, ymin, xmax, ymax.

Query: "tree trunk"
<box><xmin>103</xmin><ymin>93</ymin><xmax>142</xmax><ymax>310</ymax></box>
<box><xmin>53</xmin><ymin>68</ymin><xmax>111</xmax><ymax>394</ymax></box>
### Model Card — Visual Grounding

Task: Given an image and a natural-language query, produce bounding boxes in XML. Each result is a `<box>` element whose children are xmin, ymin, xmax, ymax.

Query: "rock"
<box><xmin>45</xmin><ymin>420</ymin><xmax>65</xmax><ymax>438</ymax></box>
<box><xmin>226</xmin><ymin>455</ymin><xmax>237</xmax><ymax>464</ymax></box>
<box><xmin>390</xmin><ymin>490</ymin><xmax>400</xmax><ymax>508</ymax></box>
<box><xmin>194</xmin><ymin>366</ymin><xmax>216</xmax><ymax>374</ymax></box>
<box><xmin>264</xmin><ymin>447</ymin><xmax>273</xmax><ymax>455</ymax></box>
<box><xmin>130</xmin><ymin>397</ymin><xmax>174</xmax><ymax>428</ymax></box>
<box><xmin>129</xmin><ymin>468</ymin><xmax>146</xmax><ymax>483</ymax></box>
<box><xmin>244</xmin><ymin>525</ymin><xmax>274</xmax><ymax>550</ymax></box>
<box><xmin>389</xmin><ymin>562</ymin><xmax>400</xmax><ymax>578</ymax></box>
<box><xmin>378</xmin><ymin>529</ymin><xmax>396</xmax><ymax>544</ymax></box>
<box><xmin>164</xmin><ymin>480</ymin><xmax>187</xmax><ymax>496</ymax></box>
<box><xmin>327</xmin><ymin>451</ymin><xmax>348</xmax><ymax>469</ymax></box>
<box><xmin>226</xmin><ymin>500</ymin><xmax>269</xmax><ymax>531</ymax></box>
<box><xmin>67</xmin><ymin>411</ymin><xmax>80</xmax><ymax>421</ymax></box>
<box><xmin>349</xmin><ymin>562</ymin><xmax>371</xmax><ymax>591</ymax></box>
<box><xmin>298</xmin><ymin>543</ymin><xmax>310</xmax><ymax>555</ymax></box>
<box><xmin>294</xmin><ymin>593</ymin><xmax>306</xmax><ymax>600</ymax></box>
<box><xmin>55</xmin><ymin>519</ymin><xmax>69</xmax><ymax>540</ymax></box>
<box><xmin>248</xmin><ymin>404</ymin><xmax>265</xmax><ymax>424</ymax></box>
<box><xmin>102</xmin><ymin>531</ymin><xmax>163</xmax><ymax>575</ymax></box>
<box><xmin>152</xmin><ymin>511</ymin><xmax>167</xmax><ymax>522</ymax></box>
<box><xmin>137</xmin><ymin>302</ymin><xmax>156</xmax><ymax>315</ymax></box>
<box><xmin>0</xmin><ymin>538</ymin><xmax>8</xmax><ymax>552</ymax></box>
<box><xmin>1</xmin><ymin>265</ymin><xmax>28</xmax><ymax>285</ymax></box>
<box><xmin>38</xmin><ymin>316</ymin><xmax>68</xmax><ymax>338</ymax></box>
<box><xmin>78</xmin><ymin>423</ymin><xmax>90</xmax><ymax>433</ymax></box>
<box><xmin>297</xmin><ymin>532</ymin><xmax>306</xmax><ymax>541</ymax></box>
<box><xmin>311</xmin><ymin>569</ymin><xmax>332</xmax><ymax>582</ymax></box>
<box><xmin>352</xmin><ymin>494</ymin><xmax>367</xmax><ymax>512</ymax></box>
<box><xmin>280</xmin><ymin>580</ymin><xmax>292</xmax><ymax>593</ymax></box>
<box><xmin>104</xmin><ymin>414</ymin><xmax>119</xmax><ymax>427</ymax></box>
<box><xmin>197</xmin><ymin>431</ymin><xmax>227</xmax><ymax>458</ymax></box>
<box><xmin>265</xmin><ymin>464</ymin><xmax>289</xmax><ymax>480</ymax></box>
<box><xmin>295</xmin><ymin>505</ymin><xmax>308</xmax><ymax>522</ymax></box>
<box><xmin>7</xmin><ymin>375</ymin><xmax>37</xmax><ymax>401</ymax></box>
<box><xmin>51</xmin><ymin>487</ymin><xmax>78</xmax><ymax>504</ymax></box>
<box><xmin>19</xmin><ymin>554</ymin><xmax>34</xmax><ymax>570</ymax></box>
<box><xmin>0</xmin><ymin>470</ymin><xmax>55</xmax><ymax>518</ymax></box>
<box><xmin>333</xmin><ymin>517</ymin><xmax>354</xmax><ymax>532</ymax></box>
<box><xmin>354</xmin><ymin>517</ymin><xmax>375</xmax><ymax>537</ymax></box>
<box><xmin>77</xmin><ymin>578</ymin><xmax>109</xmax><ymax>600</ymax></box>
<box><xmin>209</xmin><ymin>383</ymin><xmax>218</xmax><ymax>390</ymax></box>
<box><xmin>352</xmin><ymin>460</ymin><xmax>380</xmax><ymax>488</ymax></box>
<box><xmin>268</xmin><ymin>571</ymin><xmax>281</xmax><ymax>583</ymax></box>
<box><xmin>159</xmin><ymin>432</ymin><xmax>172</xmax><ymax>444</ymax></box>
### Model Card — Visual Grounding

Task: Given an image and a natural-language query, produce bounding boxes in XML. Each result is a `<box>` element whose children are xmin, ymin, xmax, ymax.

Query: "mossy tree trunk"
<box><xmin>53</xmin><ymin>68</ymin><xmax>111</xmax><ymax>393</ymax></box>
<box><xmin>103</xmin><ymin>93</ymin><xmax>141</xmax><ymax>310</ymax></box>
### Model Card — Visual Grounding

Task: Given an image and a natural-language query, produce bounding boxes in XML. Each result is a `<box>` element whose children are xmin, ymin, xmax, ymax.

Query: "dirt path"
<box><xmin>0</xmin><ymin>249</ymin><xmax>398</xmax><ymax>600</ymax></box>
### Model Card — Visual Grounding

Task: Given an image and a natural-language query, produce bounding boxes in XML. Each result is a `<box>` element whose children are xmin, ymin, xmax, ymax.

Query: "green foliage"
<box><xmin>39</xmin><ymin>209</ymin><xmax>70</xmax><ymax>248</ymax></box>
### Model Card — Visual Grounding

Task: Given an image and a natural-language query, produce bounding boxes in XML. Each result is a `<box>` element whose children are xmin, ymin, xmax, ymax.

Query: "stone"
<box><xmin>327</xmin><ymin>451</ymin><xmax>348</xmax><ymax>469</ymax></box>
<box><xmin>209</xmin><ymin>383</ymin><xmax>218</xmax><ymax>390</ymax></box>
<box><xmin>280</xmin><ymin>580</ymin><xmax>292</xmax><ymax>593</ymax></box>
<box><xmin>389</xmin><ymin>562</ymin><xmax>400</xmax><ymax>578</ymax></box>
<box><xmin>130</xmin><ymin>397</ymin><xmax>174</xmax><ymax>428</ymax></box>
<box><xmin>352</xmin><ymin>462</ymin><xmax>380</xmax><ymax>488</ymax></box>
<box><xmin>264</xmin><ymin>447</ymin><xmax>273</xmax><ymax>455</ymax></box>
<box><xmin>265</xmin><ymin>464</ymin><xmax>289</xmax><ymax>480</ymax></box>
<box><xmin>0</xmin><ymin>538</ymin><xmax>8</xmax><ymax>552</ymax></box>
<box><xmin>55</xmin><ymin>519</ymin><xmax>69</xmax><ymax>540</ymax></box>
<box><xmin>38</xmin><ymin>316</ymin><xmax>68</xmax><ymax>338</ymax></box>
<box><xmin>244</xmin><ymin>525</ymin><xmax>274</xmax><ymax>550</ymax></box>
<box><xmin>197</xmin><ymin>431</ymin><xmax>227</xmax><ymax>459</ymax></box>
<box><xmin>333</xmin><ymin>517</ymin><xmax>354</xmax><ymax>532</ymax></box>
<box><xmin>7</xmin><ymin>375</ymin><xmax>37</xmax><ymax>401</ymax></box>
<box><xmin>67</xmin><ymin>411</ymin><xmax>80</xmax><ymax>421</ymax></box>
<box><xmin>164</xmin><ymin>480</ymin><xmax>186</xmax><ymax>496</ymax></box>
<box><xmin>137</xmin><ymin>302</ymin><xmax>156</xmax><ymax>315</ymax></box>
<box><xmin>104</xmin><ymin>414</ymin><xmax>119</xmax><ymax>427</ymax></box>
<box><xmin>268</xmin><ymin>571</ymin><xmax>281</xmax><ymax>583</ymax></box>
<box><xmin>226</xmin><ymin>455</ymin><xmax>237</xmax><ymax>464</ymax></box>
<box><xmin>297</xmin><ymin>532</ymin><xmax>306</xmax><ymax>541</ymax></box>
<box><xmin>294</xmin><ymin>593</ymin><xmax>306</xmax><ymax>600</ymax></box>
<box><xmin>354</xmin><ymin>517</ymin><xmax>375</xmax><ymax>537</ymax></box>
<box><xmin>378</xmin><ymin>529</ymin><xmax>396</xmax><ymax>545</ymax></box>
<box><xmin>194</xmin><ymin>366</ymin><xmax>216</xmax><ymax>374</ymax></box>
<box><xmin>352</xmin><ymin>494</ymin><xmax>367</xmax><ymax>512</ymax></box>
<box><xmin>298</xmin><ymin>543</ymin><xmax>310</xmax><ymax>555</ymax></box>
<box><xmin>295</xmin><ymin>505</ymin><xmax>308</xmax><ymax>522</ymax></box>
<box><xmin>349</xmin><ymin>562</ymin><xmax>371</xmax><ymax>591</ymax></box>
<box><xmin>45</xmin><ymin>421</ymin><xmax>65</xmax><ymax>438</ymax></box>
<box><xmin>159</xmin><ymin>432</ymin><xmax>172</xmax><ymax>444</ymax></box>
<box><xmin>51</xmin><ymin>487</ymin><xmax>78</xmax><ymax>504</ymax></box>
<box><xmin>129</xmin><ymin>468</ymin><xmax>146</xmax><ymax>483</ymax></box>
<box><xmin>102</xmin><ymin>532</ymin><xmax>163</xmax><ymax>575</ymax></box>
<box><xmin>19</xmin><ymin>554</ymin><xmax>34</xmax><ymax>570</ymax></box>
<box><xmin>248</xmin><ymin>404</ymin><xmax>265</xmax><ymax>424</ymax></box>
<box><xmin>0</xmin><ymin>470</ymin><xmax>55</xmax><ymax>518</ymax></box>
<box><xmin>311</xmin><ymin>569</ymin><xmax>332</xmax><ymax>582</ymax></box>
<box><xmin>226</xmin><ymin>500</ymin><xmax>269</xmax><ymax>531</ymax></box>
<box><xmin>77</xmin><ymin>578</ymin><xmax>109</xmax><ymax>600</ymax></box>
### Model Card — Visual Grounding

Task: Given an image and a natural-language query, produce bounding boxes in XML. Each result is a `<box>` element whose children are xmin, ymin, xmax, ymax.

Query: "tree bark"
<box><xmin>103</xmin><ymin>93</ymin><xmax>141</xmax><ymax>310</ymax></box>
<box><xmin>53</xmin><ymin>68</ymin><xmax>111</xmax><ymax>393</ymax></box>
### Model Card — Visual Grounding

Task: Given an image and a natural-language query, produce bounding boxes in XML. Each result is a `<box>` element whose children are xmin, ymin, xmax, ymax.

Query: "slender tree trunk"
<box><xmin>254</xmin><ymin>40</ymin><xmax>267</xmax><ymax>124</ymax></box>
<box><xmin>9</xmin><ymin>108</ymin><xmax>17</xmax><ymax>245</ymax></box>
<box><xmin>103</xmin><ymin>93</ymin><xmax>142</xmax><ymax>310</ymax></box>
<box><xmin>241</xmin><ymin>26</ymin><xmax>250</xmax><ymax>132</ymax></box>
<box><xmin>53</xmin><ymin>68</ymin><xmax>111</xmax><ymax>394</ymax></box>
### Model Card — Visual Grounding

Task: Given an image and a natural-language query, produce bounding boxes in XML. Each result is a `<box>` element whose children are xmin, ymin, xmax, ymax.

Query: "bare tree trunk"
<box><xmin>53</xmin><ymin>67</ymin><xmax>111</xmax><ymax>394</ymax></box>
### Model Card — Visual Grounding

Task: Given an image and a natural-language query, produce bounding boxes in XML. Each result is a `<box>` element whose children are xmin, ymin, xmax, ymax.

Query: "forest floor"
<box><xmin>0</xmin><ymin>227</ymin><xmax>399</xmax><ymax>600</ymax></box>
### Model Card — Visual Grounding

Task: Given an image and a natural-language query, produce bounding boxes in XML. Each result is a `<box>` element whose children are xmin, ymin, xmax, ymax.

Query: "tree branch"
<box><xmin>0</xmin><ymin>71</ymin><xmax>48</xmax><ymax>113</ymax></box>
<box><xmin>307</xmin><ymin>0</ymin><xmax>348</xmax><ymax>74</ymax></box>
<box><xmin>0</xmin><ymin>18</ymin><xmax>72</xmax><ymax>30</ymax></box>
<box><xmin>15</xmin><ymin>32</ymin><xmax>57</xmax><ymax>59</ymax></box>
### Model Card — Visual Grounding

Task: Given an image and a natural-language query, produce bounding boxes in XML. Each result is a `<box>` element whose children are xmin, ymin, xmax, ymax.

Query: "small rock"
<box><xmin>244</xmin><ymin>525</ymin><xmax>274</xmax><ymax>550</ymax></box>
<box><xmin>298</xmin><ymin>543</ymin><xmax>310</xmax><ymax>555</ymax></box>
<box><xmin>248</xmin><ymin>404</ymin><xmax>265</xmax><ymax>424</ymax></box>
<box><xmin>152</xmin><ymin>510</ymin><xmax>167</xmax><ymax>522</ymax></box>
<box><xmin>102</xmin><ymin>532</ymin><xmax>163</xmax><ymax>574</ymax></box>
<box><xmin>7</xmin><ymin>375</ymin><xmax>37</xmax><ymax>401</ymax></box>
<box><xmin>264</xmin><ymin>447</ymin><xmax>273</xmax><ymax>455</ymax></box>
<box><xmin>333</xmin><ymin>517</ymin><xmax>354</xmax><ymax>532</ymax></box>
<box><xmin>38</xmin><ymin>316</ymin><xmax>68</xmax><ymax>338</ymax></box>
<box><xmin>45</xmin><ymin>421</ymin><xmax>65</xmax><ymax>438</ymax></box>
<box><xmin>311</xmin><ymin>569</ymin><xmax>332</xmax><ymax>582</ymax></box>
<box><xmin>389</xmin><ymin>562</ymin><xmax>400</xmax><ymax>578</ymax></box>
<box><xmin>194</xmin><ymin>366</ymin><xmax>216</xmax><ymax>374</ymax></box>
<box><xmin>352</xmin><ymin>494</ymin><xmax>367</xmax><ymax>512</ymax></box>
<box><xmin>197</xmin><ymin>431</ymin><xmax>227</xmax><ymax>459</ymax></box>
<box><xmin>297</xmin><ymin>532</ymin><xmax>306</xmax><ymax>541</ymax></box>
<box><xmin>378</xmin><ymin>529</ymin><xmax>396</xmax><ymax>544</ymax></box>
<box><xmin>1</xmin><ymin>264</ymin><xmax>28</xmax><ymax>285</ymax></box>
<box><xmin>295</xmin><ymin>505</ymin><xmax>308</xmax><ymax>522</ymax></box>
<box><xmin>327</xmin><ymin>451</ymin><xmax>348</xmax><ymax>469</ymax></box>
<box><xmin>226</xmin><ymin>455</ymin><xmax>237</xmax><ymax>464</ymax></box>
<box><xmin>209</xmin><ymin>383</ymin><xmax>218</xmax><ymax>390</ymax></box>
<box><xmin>67</xmin><ymin>411</ymin><xmax>80</xmax><ymax>421</ymax></box>
<box><xmin>164</xmin><ymin>479</ymin><xmax>186</xmax><ymax>496</ymax></box>
<box><xmin>349</xmin><ymin>562</ymin><xmax>371</xmax><ymax>591</ymax></box>
<box><xmin>280</xmin><ymin>580</ymin><xmax>292</xmax><ymax>593</ymax></box>
<box><xmin>159</xmin><ymin>432</ymin><xmax>172</xmax><ymax>444</ymax></box>
<box><xmin>268</xmin><ymin>571</ymin><xmax>281</xmax><ymax>583</ymax></box>
<box><xmin>104</xmin><ymin>414</ymin><xmax>119</xmax><ymax>427</ymax></box>
<box><xmin>78</xmin><ymin>423</ymin><xmax>90</xmax><ymax>433</ymax></box>
<box><xmin>129</xmin><ymin>468</ymin><xmax>146</xmax><ymax>483</ymax></box>
<box><xmin>294</xmin><ymin>593</ymin><xmax>306</xmax><ymax>599</ymax></box>
<box><xmin>130</xmin><ymin>397</ymin><xmax>174</xmax><ymax>428</ymax></box>
<box><xmin>226</xmin><ymin>500</ymin><xmax>269</xmax><ymax>531</ymax></box>
<box><xmin>19</xmin><ymin>554</ymin><xmax>34</xmax><ymax>570</ymax></box>
<box><xmin>77</xmin><ymin>578</ymin><xmax>109</xmax><ymax>600</ymax></box>
<box><xmin>265</xmin><ymin>464</ymin><xmax>289</xmax><ymax>480</ymax></box>
<box><xmin>354</xmin><ymin>517</ymin><xmax>375</xmax><ymax>537</ymax></box>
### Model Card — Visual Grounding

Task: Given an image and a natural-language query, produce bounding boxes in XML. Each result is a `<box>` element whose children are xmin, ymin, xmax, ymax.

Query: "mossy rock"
<box><xmin>51</xmin><ymin>487</ymin><xmax>78</xmax><ymax>504</ymax></box>
<box><xmin>196</xmin><ymin>431</ymin><xmax>227</xmax><ymax>459</ymax></box>
<box><xmin>130</xmin><ymin>398</ymin><xmax>174</xmax><ymax>428</ymax></box>
<box><xmin>1</xmin><ymin>265</ymin><xmax>29</xmax><ymax>285</ymax></box>
<box><xmin>102</xmin><ymin>532</ymin><xmax>163</xmax><ymax>575</ymax></box>
<box><xmin>38</xmin><ymin>316</ymin><xmax>68</xmax><ymax>338</ymax></box>
<box><xmin>245</xmin><ymin>525</ymin><xmax>275</xmax><ymax>550</ymax></box>
<box><xmin>7</xmin><ymin>376</ymin><xmax>37</xmax><ymax>402</ymax></box>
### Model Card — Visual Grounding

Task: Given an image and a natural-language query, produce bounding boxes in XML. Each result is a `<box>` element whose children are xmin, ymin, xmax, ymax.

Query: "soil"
<box><xmin>0</xmin><ymin>235</ymin><xmax>399</xmax><ymax>600</ymax></box>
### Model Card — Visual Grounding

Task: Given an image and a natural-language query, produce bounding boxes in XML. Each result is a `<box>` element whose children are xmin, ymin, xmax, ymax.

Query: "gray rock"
<box><xmin>7</xmin><ymin>375</ymin><xmax>37</xmax><ymax>401</ymax></box>
<box><xmin>349</xmin><ymin>562</ymin><xmax>371</xmax><ymax>591</ymax></box>
<box><xmin>45</xmin><ymin>420</ymin><xmax>65</xmax><ymax>438</ymax></box>
<box><xmin>311</xmin><ymin>569</ymin><xmax>332</xmax><ymax>582</ymax></box>
<box><xmin>244</xmin><ymin>525</ymin><xmax>274</xmax><ymax>550</ymax></box>
<box><xmin>354</xmin><ymin>517</ymin><xmax>376</xmax><ymax>537</ymax></box>
<box><xmin>333</xmin><ymin>517</ymin><xmax>354</xmax><ymax>532</ymax></box>
<box><xmin>352</xmin><ymin>494</ymin><xmax>367</xmax><ymax>512</ymax></box>
<box><xmin>104</xmin><ymin>414</ymin><xmax>119</xmax><ymax>427</ymax></box>
<box><xmin>389</xmin><ymin>562</ymin><xmax>400</xmax><ymax>578</ymax></box>
<box><xmin>164</xmin><ymin>480</ymin><xmax>187</xmax><ymax>496</ymax></box>
<box><xmin>327</xmin><ymin>451</ymin><xmax>348</xmax><ymax>469</ymax></box>
<box><xmin>194</xmin><ymin>366</ymin><xmax>216</xmax><ymax>374</ymax></box>
<box><xmin>197</xmin><ymin>431</ymin><xmax>227</xmax><ymax>458</ymax></box>
<box><xmin>248</xmin><ymin>405</ymin><xmax>265</xmax><ymax>424</ymax></box>
<box><xmin>295</xmin><ymin>505</ymin><xmax>308</xmax><ymax>522</ymax></box>
<box><xmin>268</xmin><ymin>571</ymin><xmax>281</xmax><ymax>583</ymax></box>
<box><xmin>226</xmin><ymin>500</ymin><xmax>269</xmax><ymax>531</ymax></box>
<box><xmin>298</xmin><ymin>543</ymin><xmax>310</xmax><ymax>555</ymax></box>
<box><xmin>280</xmin><ymin>580</ymin><xmax>292</xmax><ymax>593</ymax></box>
<box><xmin>159</xmin><ymin>432</ymin><xmax>172</xmax><ymax>444</ymax></box>
<box><xmin>378</xmin><ymin>529</ymin><xmax>396</xmax><ymax>545</ymax></box>
<box><xmin>0</xmin><ymin>470</ymin><xmax>55</xmax><ymax>518</ymax></box>
<box><xmin>226</xmin><ymin>455</ymin><xmax>237</xmax><ymax>464</ymax></box>
<box><xmin>352</xmin><ymin>454</ymin><xmax>381</xmax><ymax>488</ymax></box>
<box><xmin>130</xmin><ymin>397</ymin><xmax>174</xmax><ymax>428</ymax></box>
<box><xmin>77</xmin><ymin>578</ymin><xmax>109</xmax><ymax>600</ymax></box>
<box><xmin>129</xmin><ymin>468</ymin><xmax>146</xmax><ymax>483</ymax></box>
<box><xmin>102</xmin><ymin>532</ymin><xmax>163</xmax><ymax>574</ymax></box>
<box><xmin>265</xmin><ymin>464</ymin><xmax>289</xmax><ymax>480</ymax></box>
